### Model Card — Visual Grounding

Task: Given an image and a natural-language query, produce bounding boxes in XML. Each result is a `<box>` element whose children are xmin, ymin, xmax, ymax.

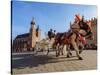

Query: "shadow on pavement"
<box><xmin>12</xmin><ymin>53</ymin><xmax>79</xmax><ymax>69</ymax></box>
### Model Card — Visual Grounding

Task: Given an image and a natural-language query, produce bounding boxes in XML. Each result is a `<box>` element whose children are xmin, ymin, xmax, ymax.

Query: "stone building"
<box><xmin>85</xmin><ymin>18</ymin><xmax>97</xmax><ymax>43</ymax></box>
<box><xmin>12</xmin><ymin>18</ymin><xmax>41</xmax><ymax>52</ymax></box>
<box><xmin>86</xmin><ymin>17</ymin><xmax>97</xmax><ymax>49</ymax></box>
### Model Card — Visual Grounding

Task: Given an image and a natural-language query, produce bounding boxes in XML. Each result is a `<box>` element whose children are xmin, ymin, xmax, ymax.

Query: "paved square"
<box><xmin>12</xmin><ymin>50</ymin><xmax>97</xmax><ymax>74</ymax></box>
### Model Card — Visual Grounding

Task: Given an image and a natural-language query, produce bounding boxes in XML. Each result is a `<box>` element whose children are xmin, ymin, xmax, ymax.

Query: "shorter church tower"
<box><xmin>36</xmin><ymin>25</ymin><xmax>41</xmax><ymax>42</ymax></box>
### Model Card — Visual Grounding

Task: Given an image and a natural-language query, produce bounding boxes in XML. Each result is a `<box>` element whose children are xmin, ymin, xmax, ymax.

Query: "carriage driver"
<box><xmin>48</xmin><ymin>29</ymin><xmax>53</xmax><ymax>40</ymax></box>
<box><xmin>48</xmin><ymin>29</ymin><xmax>56</xmax><ymax>40</ymax></box>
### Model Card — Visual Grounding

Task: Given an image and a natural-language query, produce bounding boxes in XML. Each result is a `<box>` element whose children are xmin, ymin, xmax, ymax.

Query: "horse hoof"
<box><xmin>67</xmin><ymin>55</ymin><xmax>70</xmax><ymax>58</ymax></box>
<box><xmin>69</xmin><ymin>52</ymin><xmax>72</xmax><ymax>56</ymax></box>
<box><xmin>56</xmin><ymin>54</ymin><xmax>59</xmax><ymax>57</ymax></box>
<box><xmin>78</xmin><ymin>57</ymin><xmax>83</xmax><ymax>60</ymax></box>
<box><xmin>79</xmin><ymin>51</ymin><xmax>82</xmax><ymax>54</ymax></box>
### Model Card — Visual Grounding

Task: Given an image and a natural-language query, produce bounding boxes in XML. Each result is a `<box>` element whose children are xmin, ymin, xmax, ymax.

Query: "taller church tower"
<box><xmin>29</xmin><ymin>18</ymin><xmax>36</xmax><ymax>49</ymax></box>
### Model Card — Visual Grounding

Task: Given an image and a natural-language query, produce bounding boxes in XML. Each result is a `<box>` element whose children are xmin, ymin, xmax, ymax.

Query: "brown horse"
<box><xmin>54</xmin><ymin>15</ymin><xmax>93</xmax><ymax>60</ymax></box>
<box><xmin>54</xmin><ymin>32</ymin><xmax>72</xmax><ymax>57</ymax></box>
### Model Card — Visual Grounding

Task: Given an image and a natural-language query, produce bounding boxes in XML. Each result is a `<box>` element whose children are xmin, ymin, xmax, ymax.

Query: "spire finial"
<box><xmin>31</xmin><ymin>17</ymin><xmax>35</xmax><ymax>25</ymax></box>
<box><xmin>32</xmin><ymin>17</ymin><xmax>34</xmax><ymax>21</ymax></box>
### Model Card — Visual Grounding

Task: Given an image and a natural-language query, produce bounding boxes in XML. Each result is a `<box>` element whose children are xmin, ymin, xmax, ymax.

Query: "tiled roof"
<box><xmin>16</xmin><ymin>33</ymin><xmax>29</xmax><ymax>39</ymax></box>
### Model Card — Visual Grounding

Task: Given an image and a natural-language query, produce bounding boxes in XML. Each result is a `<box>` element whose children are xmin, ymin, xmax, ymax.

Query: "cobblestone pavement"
<box><xmin>12</xmin><ymin>50</ymin><xmax>97</xmax><ymax>74</ymax></box>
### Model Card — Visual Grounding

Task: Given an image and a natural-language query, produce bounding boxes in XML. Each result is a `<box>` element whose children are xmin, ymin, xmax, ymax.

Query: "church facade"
<box><xmin>12</xmin><ymin>18</ymin><xmax>41</xmax><ymax>52</ymax></box>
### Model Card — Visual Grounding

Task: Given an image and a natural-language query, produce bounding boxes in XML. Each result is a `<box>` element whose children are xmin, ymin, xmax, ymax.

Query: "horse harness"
<box><xmin>78</xmin><ymin>20</ymin><xmax>92</xmax><ymax>37</ymax></box>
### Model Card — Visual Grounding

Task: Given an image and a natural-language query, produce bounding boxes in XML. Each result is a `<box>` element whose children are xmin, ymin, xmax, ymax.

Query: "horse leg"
<box><xmin>59</xmin><ymin>45</ymin><xmax>63</xmax><ymax>55</ymax></box>
<box><xmin>58</xmin><ymin>44</ymin><xmax>62</xmax><ymax>56</ymax></box>
<box><xmin>68</xmin><ymin>44</ymin><xmax>73</xmax><ymax>56</ymax></box>
<box><xmin>69</xmin><ymin>51</ymin><xmax>72</xmax><ymax>56</ymax></box>
<box><xmin>66</xmin><ymin>45</ymin><xmax>72</xmax><ymax>58</ymax></box>
<box><xmin>56</xmin><ymin>44</ymin><xmax>59</xmax><ymax>57</ymax></box>
<box><xmin>61</xmin><ymin>45</ymin><xmax>64</xmax><ymax>55</ymax></box>
<box><xmin>56</xmin><ymin>50</ymin><xmax>60</xmax><ymax>57</ymax></box>
<box><xmin>71</xmin><ymin>34</ymin><xmax>83</xmax><ymax>60</ymax></box>
<box><xmin>47</xmin><ymin>48</ymin><xmax>49</xmax><ymax>55</ymax></box>
<box><xmin>72</xmin><ymin>41</ymin><xmax>83</xmax><ymax>60</ymax></box>
<box><xmin>46</xmin><ymin>44</ymin><xmax>50</xmax><ymax>55</ymax></box>
<box><xmin>56</xmin><ymin>45</ymin><xmax>59</xmax><ymax>57</ymax></box>
<box><xmin>77</xmin><ymin>40</ymin><xmax>84</xmax><ymax>54</ymax></box>
<box><xmin>61</xmin><ymin>49</ymin><xmax>64</xmax><ymax>55</ymax></box>
<box><xmin>58</xmin><ymin>46</ymin><xmax>60</xmax><ymax>56</ymax></box>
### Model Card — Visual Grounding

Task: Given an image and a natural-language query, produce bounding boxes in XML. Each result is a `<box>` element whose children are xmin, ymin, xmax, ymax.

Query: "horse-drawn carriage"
<box><xmin>34</xmin><ymin>38</ymin><xmax>56</xmax><ymax>55</ymax></box>
<box><xmin>34</xmin><ymin>14</ymin><xmax>94</xmax><ymax>60</ymax></box>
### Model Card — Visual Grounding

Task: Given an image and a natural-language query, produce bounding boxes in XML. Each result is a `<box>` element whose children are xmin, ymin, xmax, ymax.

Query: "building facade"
<box><xmin>85</xmin><ymin>17</ymin><xmax>97</xmax><ymax>49</ymax></box>
<box><xmin>12</xmin><ymin>18</ymin><xmax>41</xmax><ymax>52</ymax></box>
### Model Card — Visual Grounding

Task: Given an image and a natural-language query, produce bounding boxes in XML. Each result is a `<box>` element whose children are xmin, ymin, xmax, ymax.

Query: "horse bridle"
<box><xmin>78</xmin><ymin>20</ymin><xmax>93</xmax><ymax>37</ymax></box>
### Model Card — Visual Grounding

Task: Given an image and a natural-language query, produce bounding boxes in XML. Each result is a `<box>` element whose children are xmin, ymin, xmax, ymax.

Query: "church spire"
<box><xmin>30</xmin><ymin>17</ymin><xmax>36</xmax><ymax>29</ymax></box>
<box><xmin>31</xmin><ymin>17</ymin><xmax>35</xmax><ymax>25</ymax></box>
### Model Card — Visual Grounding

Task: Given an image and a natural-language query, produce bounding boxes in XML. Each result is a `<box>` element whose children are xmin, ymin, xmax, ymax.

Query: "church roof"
<box><xmin>16</xmin><ymin>33</ymin><xmax>29</xmax><ymax>39</ymax></box>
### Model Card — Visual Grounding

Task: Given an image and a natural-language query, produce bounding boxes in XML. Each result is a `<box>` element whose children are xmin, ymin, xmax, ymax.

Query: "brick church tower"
<box><xmin>29</xmin><ymin>18</ymin><xmax>37</xmax><ymax>49</ymax></box>
<box><xmin>12</xmin><ymin>17</ymin><xmax>41</xmax><ymax>52</ymax></box>
<box><xmin>29</xmin><ymin>18</ymin><xmax>41</xmax><ymax>50</ymax></box>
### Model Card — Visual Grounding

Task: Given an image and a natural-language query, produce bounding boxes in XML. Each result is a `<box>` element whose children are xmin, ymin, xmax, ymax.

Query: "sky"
<box><xmin>12</xmin><ymin>1</ymin><xmax>97</xmax><ymax>40</ymax></box>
